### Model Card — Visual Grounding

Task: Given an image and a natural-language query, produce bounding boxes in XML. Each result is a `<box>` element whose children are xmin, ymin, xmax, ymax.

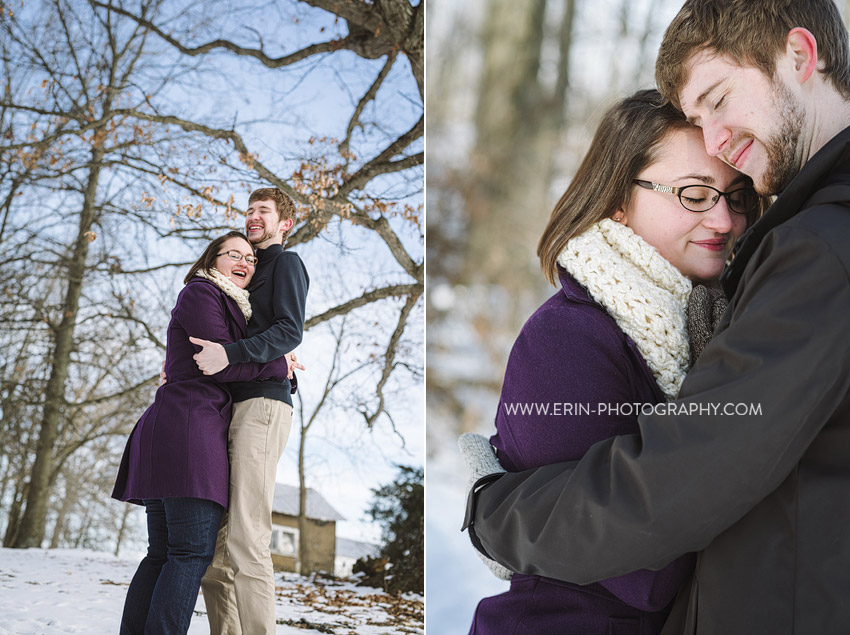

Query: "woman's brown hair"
<box><xmin>537</xmin><ymin>89</ymin><xmax>765</xmax><ymax>285</ymax></box>
<box><xmin>183</xmin><ymin>230</ymin><xmax>254</xmax><ymax>284</ymax></box>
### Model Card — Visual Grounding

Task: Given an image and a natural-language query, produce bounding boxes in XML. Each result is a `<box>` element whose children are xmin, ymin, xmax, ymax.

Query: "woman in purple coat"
<box><xmin>465</xmin><ymin>90</ymin><xmax>765</xmax><ymax>634</ymax></box>
<box><xmin>112</xmin><ymin>231</ymin><xmax>288</xmax><ymax>635</ymax></box>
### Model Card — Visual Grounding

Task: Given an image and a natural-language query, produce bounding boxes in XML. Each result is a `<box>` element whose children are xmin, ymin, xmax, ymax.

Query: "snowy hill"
<box><xmin>0</xmin><ymin>548</ymin><xmax>422</xmax><ymax>634</ymax></box>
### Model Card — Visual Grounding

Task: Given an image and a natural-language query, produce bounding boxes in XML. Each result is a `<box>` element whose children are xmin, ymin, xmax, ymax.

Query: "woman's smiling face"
<box><xmin>214</xmin><ymin>236</ymin><xmax>255</xmax><ymax>289</ymax></box>
<box><xmin>619</xmin><ymin>126</ymin><xmax>750</xmax><ymax>283</ymax></box>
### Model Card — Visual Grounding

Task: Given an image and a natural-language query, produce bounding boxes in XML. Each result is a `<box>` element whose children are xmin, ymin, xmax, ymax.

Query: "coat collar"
<box><xmin>557</xmin><ymin>266</ymin><xmax>599</xmax><ymax>306</ymax></box>
<box><xmin>722</xmin><ymin>124</ymin><xmax>850</xmax><ymax>297</ymax></box>
<box><xmin>247</xmin><ymin>243</ymin><xmax>283</xmax><ymax>293</ymax></box>
<box><xmin>256</xmin><ymin>243</ymin><xmax>284</xmax><ymax>264</ymax></box>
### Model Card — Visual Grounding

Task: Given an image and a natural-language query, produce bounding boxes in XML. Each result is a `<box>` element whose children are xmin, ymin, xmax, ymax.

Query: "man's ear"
<box><xmin>786</xmin><ymin>27</ymin><xmax>818</xmax><ymax>84</ymax></box>
<box><xmin>278</xmin><ymin>218</ymin><xmax>294</xmax><ymax>235</ymax></box>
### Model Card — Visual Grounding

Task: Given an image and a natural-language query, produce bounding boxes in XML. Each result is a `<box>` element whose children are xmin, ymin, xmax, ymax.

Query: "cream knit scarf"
<box><xmin>557</xmin><ymin>218</ymin><xmax>691</xmax><ymax>400</ymax></box>
<box><xmin>195</xmin><ymin>268</ymin><xmax>253</xmax><ymax>322</ymax></box>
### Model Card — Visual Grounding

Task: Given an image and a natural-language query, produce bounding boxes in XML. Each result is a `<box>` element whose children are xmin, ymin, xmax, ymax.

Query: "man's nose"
<box><xmin>702</xmin><ymin>118</ymin><xmax>731</xmax><ymax>157</ymax></box>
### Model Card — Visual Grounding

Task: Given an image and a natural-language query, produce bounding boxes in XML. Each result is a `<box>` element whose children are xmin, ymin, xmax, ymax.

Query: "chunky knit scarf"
<box><xmin>195</xmin><ymin>268</ymin><xmax>252</xmax><ymax>322</ymax></box>
<box><xmin>557</xmin><ymin>218</ymin><xmax>692</xmax><ymax>400</ymax></box>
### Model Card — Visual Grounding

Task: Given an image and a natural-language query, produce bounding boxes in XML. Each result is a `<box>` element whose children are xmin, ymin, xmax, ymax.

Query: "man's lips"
<box><xmin>729</xmin><ymin>139</ymin><xmax>753</xmax><ymax>168</ymax></box>
<box><xmin>692</xmin><ymin>239</ymin><xmax>727</xmax><ymax>252</ymax></box>
<box><xmin>247</xmin><ymin>223</ymin><xmax>264</xmax><ymax>232</ymax></box>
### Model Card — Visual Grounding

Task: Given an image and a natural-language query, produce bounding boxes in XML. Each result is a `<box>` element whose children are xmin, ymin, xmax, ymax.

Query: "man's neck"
<box><xmin>252</xmin><ymin>238</ymin><xmax>283</xmax><ymax>251</ymax></box>
<box><xmin>807</xmin><ymin>89</ymin><xmax>850</xmax><ymax>163</ymax></box>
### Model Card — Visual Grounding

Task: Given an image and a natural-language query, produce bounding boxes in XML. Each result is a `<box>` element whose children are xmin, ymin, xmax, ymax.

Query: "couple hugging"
<box><xmin>462</xmin><ymin>0</ymin><xmax>850</xmax><ymax>633</ymax></box>
<box><xmin>112</xmin><ymin>187</ymin><xmax>309</xmax><ymax>635</ymax></box>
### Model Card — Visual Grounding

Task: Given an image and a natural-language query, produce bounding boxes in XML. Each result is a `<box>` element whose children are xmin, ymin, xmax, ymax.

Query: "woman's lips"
<box><xmin>692</xmin><ymin>239</ymin><xmax>727</xmax><ymax>252</ymax></box>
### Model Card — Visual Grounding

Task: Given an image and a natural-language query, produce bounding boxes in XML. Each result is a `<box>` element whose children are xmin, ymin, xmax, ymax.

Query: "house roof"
<box><xmin>336</xmin><ymin>536</ymin><xmax>380</xmax><ymax>560</ymax></box>
<box><xmin>272</xmin><ymin>482</ymin><xmax>345</xmax><ymax>522</ymax></box>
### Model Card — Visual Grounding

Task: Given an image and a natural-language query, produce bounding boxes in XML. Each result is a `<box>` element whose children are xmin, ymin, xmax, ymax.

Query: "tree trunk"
<box><xmin>298</xmin><ymin>421</ymin><xmax>308</xmax><ymax>575</ymax></box>
<box><xmin>464</xmin><ymin>0</ymin><xmax>549</xmax><ymax>295</ymax></box>
<box><xmin>114</xmin><ymin>504</ymin><xmax>133</xmax><ymax>557</ymax></box>
<box><xmin>0</xmin><ymin>449</ymin><xmax>14</xmax><ymax>530</ymax></box>
<box><xmin>13</xmin><ymin>144</ymin><xmax>105</xmax><ymax>548</ymax></box>
<box><xmin>460</xmin><ymin>0</ymin><xmax>577</xmax><ymax>356</ymax></box>
<box><xmin>74</xmin><ymin>507</ymin><xmax>94</xmax><ymax>549</ymax></box>
<box><xmin>3</xmin><ymin>478</ymin><xmax>28</xmax><ymax>547</ymax></box>
<box><xmin>49</xmin><ymin>479</ymin><xmax>76</xmax><ymax>549</ymax></box>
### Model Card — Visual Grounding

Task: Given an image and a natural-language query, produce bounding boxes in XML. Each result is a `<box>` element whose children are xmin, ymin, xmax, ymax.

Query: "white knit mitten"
<box><xmin>458</xmin><ymin>433</ymin><xmax>513</xmax><ymax>581</ymax></box>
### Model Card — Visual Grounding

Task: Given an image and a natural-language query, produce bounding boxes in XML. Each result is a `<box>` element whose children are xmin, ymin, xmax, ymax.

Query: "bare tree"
<box><xmin>293</xmin><ymin>293</ymin><xmax>419</xmax><ymax>575</ymax></box>
<box><xmin>426</xmin><ymin>0</ymin><xmax>577</xmax><ymax>451</ymax></box>
<box><xmin>0</xmin><ymin>0</ymin><xmax>194</xmax><ymax>548</ymax></box>
<box><xmin>0</xmin><ymin>0</ymin><xmax>422</xmax><ymax>548</ymax></box>
<box><xmin>95</xmin><ymin>0</ymin><xmax>425</xmax><ymax>558</ymax></box>
<box><xmin>100</xmin><ymin>0</ymin><xmax>424</xmax><ymax>311</ymax></box>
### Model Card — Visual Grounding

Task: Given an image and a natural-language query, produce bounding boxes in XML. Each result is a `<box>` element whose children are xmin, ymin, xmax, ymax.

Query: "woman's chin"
<box><xmin>688</xmin><ymin>271</ymin><xmax>723</xmax><ymax>286</ymax></box>
<box><xmin>683</xmin><ymin>258</ymin><xmax>727</xmax><ymax>286</ymax></box>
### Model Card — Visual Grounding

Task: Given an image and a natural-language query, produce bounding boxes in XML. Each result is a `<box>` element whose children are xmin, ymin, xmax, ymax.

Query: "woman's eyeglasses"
<box><xmin>217</xmin><ymin>250</ymin><xmax>258</xmax><ymax>266</ymax></box>
<box><xmin>633</xmin><ymin>179</ymin><xmax>758</xmax><ymax>215</ymax></box>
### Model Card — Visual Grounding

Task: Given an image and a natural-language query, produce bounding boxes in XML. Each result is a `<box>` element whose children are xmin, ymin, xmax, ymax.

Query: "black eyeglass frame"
<box><xmin>217</xmin><ymin>250</ymin><xmax>258</xmax><ymax>266</ymax></box>
<box><xmin>632</xmin><ymin>179</ymin><xmax>756</xmax><ymax>215</ymax></box>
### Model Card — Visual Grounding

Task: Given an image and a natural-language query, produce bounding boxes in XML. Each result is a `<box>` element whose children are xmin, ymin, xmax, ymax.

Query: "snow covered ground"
<box><xmin>425</xmin><ymin>446</ymin><xmax>509</xmax><ymax>634</ymax></box>
<box><xmin>0</xmin><ymin>548</ymin><xmax>422</xmax><ymax>634</ymax></box>
<box><xmin>425</xmin><ymin>294</ymin><xmax>514</xmax><ymax>634</ymax></box>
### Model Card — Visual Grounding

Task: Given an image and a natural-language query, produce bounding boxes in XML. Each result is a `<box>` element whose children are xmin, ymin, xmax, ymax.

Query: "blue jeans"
<box><xmin>120</xmin><ymin>497</ymin><xmax>223</xmax><ymax>635</ymax></box>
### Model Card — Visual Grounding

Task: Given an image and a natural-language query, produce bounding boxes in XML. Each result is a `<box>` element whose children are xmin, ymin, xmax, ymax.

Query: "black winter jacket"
<box><xmin>224</xmin><ymin>244</ymin><xmax>309</xmax><ymax>406</ymax></box>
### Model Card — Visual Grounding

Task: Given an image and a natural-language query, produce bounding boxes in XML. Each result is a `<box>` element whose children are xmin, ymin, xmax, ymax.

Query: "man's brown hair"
<box><xmin>656</xmin><ymin>0</ymin><xmax>850</xmax><ymax>110</ymax></box>
<box><xmin>248</xmin><ymin>187</ymin><xmax>296</xmax><ymax>239</ymax></box>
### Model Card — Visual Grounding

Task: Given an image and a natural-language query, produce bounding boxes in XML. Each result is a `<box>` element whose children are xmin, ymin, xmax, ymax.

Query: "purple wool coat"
<box><xmin>470</xmin><ymin>268</ymin><xmax>695</xmax><ymax>635</ymax></box>
<box><xmin>112</xmin><ymin>278</ymin><xmax>288</xmax><ymax>509</ymax></box>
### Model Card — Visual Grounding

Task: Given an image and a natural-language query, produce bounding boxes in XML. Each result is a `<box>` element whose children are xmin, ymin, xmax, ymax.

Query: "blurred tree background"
<box><xmin>427</xmin><ymin>0</ymin><xmax>681</xmax><ymax>452</ymax></box>
<box><xmin>0</xmin><ymin>0</ymin><xmax>423</xmax><ymax>564</ymax></box>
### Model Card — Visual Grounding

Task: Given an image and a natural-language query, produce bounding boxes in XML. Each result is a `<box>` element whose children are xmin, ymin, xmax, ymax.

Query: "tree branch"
<box><xmin>305</xmin><ymin>283</ymin><xmax>420</xmax><ymax>329</ymax></box>
<box><xmin>115</xmin><ymin>108</ymin><xmax>302</xmax><ymax>200</ymax></box>
<box><xmin>117</xmin><ymin>108</ymin><xmax>422</xmax><ymax>278</ymax></box>
<box><xmin>65</xmin><ymin>373</ymin><xmax>158</xmax><ymax>408</ymax></box>
<box><xmin>362</xmin><ymin>293</ymin><xmax>418</xmax><ymax>430</ymax></box>
<box><xmin>341</xmin><ymin>50</ymin><xmax>398</xmax><ymax>155</ymax></box>
<box><xmin>339</xmin><ymin>115</ymin><xmax>423</xmax><ymax>197</ymax></box>
<box><xmin>93</xmin><ymin>2</ymin><xmax>373</xmax><ymax>67</ymax></box>
<box><xmin>346</xmin><ymin>210</ymin><xmax>422</xmax><ymax>281</ymax></box>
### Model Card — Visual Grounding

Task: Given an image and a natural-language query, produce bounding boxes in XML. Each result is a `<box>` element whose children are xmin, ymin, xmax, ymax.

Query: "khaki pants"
<box><xmin>201</xmin><ymin>397</ymin><xmax>293</xmax><ymax>635</ymax></box>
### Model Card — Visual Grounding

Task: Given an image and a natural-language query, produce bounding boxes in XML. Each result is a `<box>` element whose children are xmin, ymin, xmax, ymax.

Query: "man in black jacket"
<box><xmin>193</xmin><ymin>187</ymin><xmax>308</xmax><ymax>635</ymax></box>
<box><xmin>464</xmin><ymin>1</ymin><xmax>850</xmax><ymax>632</ymax></box>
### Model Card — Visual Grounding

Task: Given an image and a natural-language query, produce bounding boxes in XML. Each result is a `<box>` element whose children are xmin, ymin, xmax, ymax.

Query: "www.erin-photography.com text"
<box><xmin>503</xmin><ymin>402</ymin><xmax>764</xmax><ymax>417</ymax></box>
